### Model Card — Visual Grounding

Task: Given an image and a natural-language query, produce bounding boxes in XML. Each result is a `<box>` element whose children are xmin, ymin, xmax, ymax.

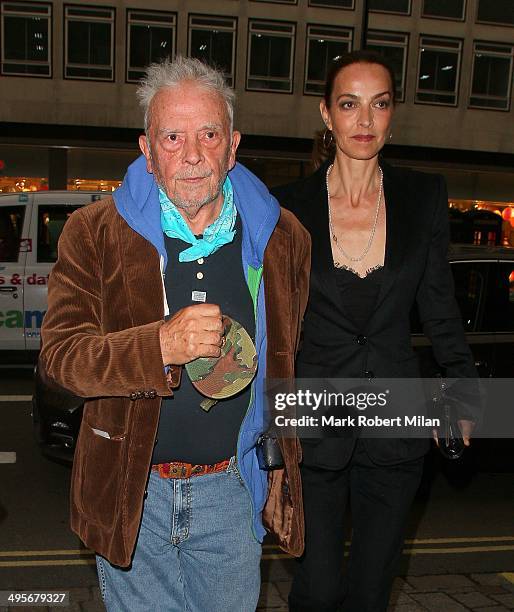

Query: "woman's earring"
<box><xmin>323</xmin><ymin>128</ymin><xmax>334</xmax><ymax>150</ymax></box>
<box><xmin>389</xmin><ymin>132</ymin><xmax>393</xmax><ymax>141</ymax></box>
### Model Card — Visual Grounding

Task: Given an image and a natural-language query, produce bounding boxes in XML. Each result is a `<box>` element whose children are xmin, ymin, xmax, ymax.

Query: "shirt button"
<box><xmin>197</xmin><ymin>258</ymin><xmax>204</xmax><ymax>265</ymax></box>
<box><xmin>356</xmin><ymin>335</ymin><xmax>367</xmax><ymax>345</ymax></box>
<box><xmin>196</xmin><ymin>272</ymin><xmax>204</xmax><ymax>280</ymax></box>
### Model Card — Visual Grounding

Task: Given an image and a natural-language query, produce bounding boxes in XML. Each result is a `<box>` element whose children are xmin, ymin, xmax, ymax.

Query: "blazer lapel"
<box><xmin>306</xmin><ymin>173</ymin><xmax>348</xmax><ymax>316</ymax></box>
<box><xmin>118</xmin><ymin>214</ymin><xmax>164</xmax><ymax>326</ymax></box>
<box><xmin>374</xmin><ymin>162</ymin><xmax>409</xmax><ymax>310</ymax></box>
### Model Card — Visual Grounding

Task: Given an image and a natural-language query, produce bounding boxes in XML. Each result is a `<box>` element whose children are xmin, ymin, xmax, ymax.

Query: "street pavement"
<box><xmin>1</xmin><ymin>369</ymin><xmax>514</xmax><ymax>611</ymax></box>
<box><xmin>1</xmin><ymin>572</ymin><xmax>514</xmax><ymax>611</ymax></box>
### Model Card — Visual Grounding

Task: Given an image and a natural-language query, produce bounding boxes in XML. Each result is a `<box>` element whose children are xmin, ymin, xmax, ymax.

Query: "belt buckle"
<box><xmin>170</xmin><ymin>464</ymin><xmax>189</xmax><ymax>478</ymax></box>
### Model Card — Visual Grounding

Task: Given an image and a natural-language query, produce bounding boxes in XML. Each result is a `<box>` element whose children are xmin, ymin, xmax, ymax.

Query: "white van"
<box><xmin>0</xmin><ymin>191</ymin><xmax>105</xmax><ymax>356</ymax></box>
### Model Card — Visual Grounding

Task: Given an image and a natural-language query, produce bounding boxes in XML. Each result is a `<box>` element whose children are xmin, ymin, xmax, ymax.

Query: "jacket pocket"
<box><xmin>74</xmin><ymin>421</ymin><xmax>127</xmax><ymax>530</ymax></box>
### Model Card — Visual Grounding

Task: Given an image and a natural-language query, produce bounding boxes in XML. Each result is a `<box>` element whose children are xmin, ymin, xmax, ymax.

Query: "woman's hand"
<box><xmin>457</xmin><ymin>419</ymin><xmax>475</xmax><ymax>447</ymax></box>
<box><xmin>432</xmin><ymin>419</ymin><xmax>475</xmax><ymax>447</ymax></box>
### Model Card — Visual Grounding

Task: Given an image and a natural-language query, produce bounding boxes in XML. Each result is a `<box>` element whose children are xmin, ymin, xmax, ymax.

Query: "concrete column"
<box><xmin>48</xmin><ymin>147</ymin><xmax>68</xmax><ymax>190</ymax></box>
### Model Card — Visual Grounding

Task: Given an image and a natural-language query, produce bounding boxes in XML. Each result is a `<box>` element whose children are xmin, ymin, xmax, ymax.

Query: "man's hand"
<box><xmin>159</xmin><ymin>303</ymin><xmax>224</xmax><ymax>365</ymax></box>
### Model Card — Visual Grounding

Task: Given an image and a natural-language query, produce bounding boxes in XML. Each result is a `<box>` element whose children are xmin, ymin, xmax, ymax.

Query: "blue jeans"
<box><xmin>96</xmin><ymin>458</ymin><xmax>261</xmax><ymax>612</ymax></box>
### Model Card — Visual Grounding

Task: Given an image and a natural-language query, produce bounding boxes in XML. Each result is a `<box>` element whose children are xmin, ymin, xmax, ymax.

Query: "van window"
<box><xmin>0</xmin><ymin>205</ymin><xmax>25</xmax><ymax>262</ymax></box>
<box><xmin>37</xmin><ymin>205</ymin><xmax>82</xmax><ymax>263</ymax></box>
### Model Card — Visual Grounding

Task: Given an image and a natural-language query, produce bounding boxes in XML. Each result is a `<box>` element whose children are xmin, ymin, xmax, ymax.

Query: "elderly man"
<box><xmin>40</xmin><ymin>56</ymin><xmax>309</xmax><ymax>612</ymax></box>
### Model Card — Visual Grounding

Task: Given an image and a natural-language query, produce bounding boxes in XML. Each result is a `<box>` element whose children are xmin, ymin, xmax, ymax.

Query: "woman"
<box><xmin>272</xmin><ymin>51</ymin><xmax>477</xmax><ymax>612</ymax></box>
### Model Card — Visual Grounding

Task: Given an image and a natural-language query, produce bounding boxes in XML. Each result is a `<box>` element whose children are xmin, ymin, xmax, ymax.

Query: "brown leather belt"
<box><xmin>151</xmin><ymin>459</ymin><xmax>231</xmax><ymax>479</ymax></box>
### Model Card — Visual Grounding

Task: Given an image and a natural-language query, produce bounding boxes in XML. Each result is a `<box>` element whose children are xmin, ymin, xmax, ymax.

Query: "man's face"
<box><xmin>139</xmin><ymin>81</ymin><xmax>240</xmax><ymax>218</ymax></box>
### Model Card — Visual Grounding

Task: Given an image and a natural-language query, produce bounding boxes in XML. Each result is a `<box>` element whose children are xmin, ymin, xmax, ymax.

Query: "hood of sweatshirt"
<box><xmin>113</xmin><ymin>154</ymin><xmax>280</xmax><ymax>269</ymax></box>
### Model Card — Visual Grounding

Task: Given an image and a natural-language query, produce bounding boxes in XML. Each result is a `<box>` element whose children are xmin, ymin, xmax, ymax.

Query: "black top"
<box><xmin>333</xmin><ymin>265</ymin><xmax>384</xmax><ymax>331</ymax></box>
<box><xmin>152</xmin><ymin>215</ymin><xmax>255</xmax><ymax>465</ymax></box>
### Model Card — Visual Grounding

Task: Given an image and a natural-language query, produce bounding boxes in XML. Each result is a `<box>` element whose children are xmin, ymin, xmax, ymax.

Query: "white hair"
<box><xmin>136</xmin><ymin>55</ymin><xmax>235</xmax><ymax>134</ymax></box>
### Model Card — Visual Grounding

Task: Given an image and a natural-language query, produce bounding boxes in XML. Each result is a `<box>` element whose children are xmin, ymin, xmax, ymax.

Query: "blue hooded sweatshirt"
<box><xmin>113</xmin><ymin>154</ymin><xmax>280</xmax><ymax>541</ymax></box>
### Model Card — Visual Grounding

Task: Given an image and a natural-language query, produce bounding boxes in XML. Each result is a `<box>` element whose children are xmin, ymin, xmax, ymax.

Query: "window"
<box><xmin>476</xmin><ymin>0</ymin><xmax>514</xmax><ymax>27</ymax></box>
<box><xmin>366</xmin><ymin>31</ymin><xmax>409</xmax><ymax>102</ymax></box>
<box><xmin>469</xmin><ymin>42</ymin><xmax>513</xmax><ymax>111</ymax></box>
<box><xmin>416</xmin><ymin>36</ymin><xmax>462</xmax><ymax>105</ymax></box>
<box><xmin>127</xmin><ymin>10</ymin><xmax>175</xmax><ymax>83</ymax></box>
<box><xmin>422</xmin><ymin>0</ymin><xmax>465</xmax><ymax>20</ymax></box>
<box><xmin>369</xmin><ymin>0</ymin><xmax>410</xmax><ymax>15</ymax></box>
<box><xmin>64</xmin><ymin>5</ymin><xmax>114</xmax><ymax>80</ymax></box>
<box><xmin>37</xmin><ymin>205</ymin><xmax>83</xmax><ymax>263</ymax></box>
<box><xmin>308</xmin><ymin>0</ymin><xmax>354</xmax><ymax>8</ymax></box>
<box><xmin>189</xmin><ymin>15</ymin><xmax>237</xmax><ymax>87</ymax></box>
<box><xmin>492</xmin><ymin>262</ymin><xmax>514</xmax><ymax>332</ymax></box>
<box><xmin>247</xmin><ymin>20</ymin><xmax>295</xmax><ymax>93</ymax></box>
<box><xmin>0</xmin><ymin>206</ymin><xmax>25</xmax><ymax>262</ymax></box>
<box><xmin>452</xmin><ymin>262</ymin><xmax>489</xmax><ymax>332</ymax></box>
<box><xmin>305</xmin><ymin>25</ymin><xmax>352</xmax><ymax>95</ymax></box>
<box><xmin>508</xmin><ymin>265</ymin><xmax>514</xmax><ymax>305</ymax></box>
<box><xmin>411</xmin><ymin>261</ymin><xmax>493</xmax><ymax>334</ymax></box>
<box><xmin>1</xmin><ymin>2</ymin><xmax>51</xmax><ymax>76</ymax></box>
<box><xmin>451</xmin><ymin>261</ymin><xmax>514</xmax><ymax>333</ymax></box>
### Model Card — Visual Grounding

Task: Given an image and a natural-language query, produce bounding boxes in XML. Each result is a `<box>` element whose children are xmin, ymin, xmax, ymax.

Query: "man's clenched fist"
<box><xmin>159</xmin><ymin>303</ymin><xmax>224</xmax><ymax>365</ymax></box>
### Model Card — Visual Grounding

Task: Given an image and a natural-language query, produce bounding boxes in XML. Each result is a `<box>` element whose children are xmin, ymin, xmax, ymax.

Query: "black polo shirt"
<box><xmin>152</xmin><ymin>215</ymin><xmax>256</xmax><ymax>465</ymax></box>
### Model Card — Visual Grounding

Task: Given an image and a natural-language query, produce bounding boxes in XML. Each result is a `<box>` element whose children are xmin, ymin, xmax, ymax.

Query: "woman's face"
<box><xmin>320</xmin><ymin>62</ymin><xmax>394</xmax><ymax>162</ymax></box>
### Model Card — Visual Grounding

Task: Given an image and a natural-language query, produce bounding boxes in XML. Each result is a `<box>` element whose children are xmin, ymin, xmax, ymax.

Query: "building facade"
<box><xmin>1</xmin><ymin>0</ymin><xmax>514</xmax><ymax>241</ymax></box>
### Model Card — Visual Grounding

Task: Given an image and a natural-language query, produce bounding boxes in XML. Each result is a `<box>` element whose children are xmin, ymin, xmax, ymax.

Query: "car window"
<box><xmin>37</xmin><ymin>205</ymin><xmax>83</xmax><ymax>263</ymax></box>
<box><xmin>492</xmin><ymin>262</ymin><xmax>514</xmax><ymax>332</ymax></box>
<box><xmin>410</xmin><ymin>261</ymin><xmax>488</xmax><ymax>334</ymax></box>
<box><xmin>0</xmin><ymin>205</ymin><xmax>25</xmax><ymax>262</ymax></box>
<box><xmin>452</xmin><ymin>262</ymin><xmax>489</xmax><ymax>332</ymax></box>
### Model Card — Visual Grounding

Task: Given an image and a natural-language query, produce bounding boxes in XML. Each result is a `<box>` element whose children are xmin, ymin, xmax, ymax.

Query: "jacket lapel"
<box><xmin>118</xmin><ymin>214</ymin><xmax>164</xmax><ymax>326</ymax></box>
<box><xmin>306</xmin><ymin>169</ymin><xmax>348</xmax><ymax>316</ymax></box>
<box><xmin>374</xmin><ymin>162</ymin><xmax>409</xmax><ymax>310</ymax></box>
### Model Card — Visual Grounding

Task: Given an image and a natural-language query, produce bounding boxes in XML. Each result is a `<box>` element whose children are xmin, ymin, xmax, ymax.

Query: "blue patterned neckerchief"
<box><xmin>159</xmin><ymin>176</ymin><xmax>237</xmax><ymax>262</ymax></box>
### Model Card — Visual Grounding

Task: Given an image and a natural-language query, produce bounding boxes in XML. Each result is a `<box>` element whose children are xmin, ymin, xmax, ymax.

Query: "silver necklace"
<box><xmin>326</xmin><ymin>164</ymin><xmax>383</xmax><ymax>263</ymax></box>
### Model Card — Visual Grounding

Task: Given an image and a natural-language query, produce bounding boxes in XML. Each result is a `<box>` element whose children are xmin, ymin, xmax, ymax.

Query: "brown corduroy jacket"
<box><xmin>39</xmin><ymin>197</ymin><xmax>310</xmax><ymax>567</ymax></box>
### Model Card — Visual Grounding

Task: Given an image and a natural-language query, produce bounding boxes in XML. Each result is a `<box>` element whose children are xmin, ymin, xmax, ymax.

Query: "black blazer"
<box><xmin>272</xmin><ymin>160</ymin><xmax>478</xmax><ymax>469</ymax></box>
